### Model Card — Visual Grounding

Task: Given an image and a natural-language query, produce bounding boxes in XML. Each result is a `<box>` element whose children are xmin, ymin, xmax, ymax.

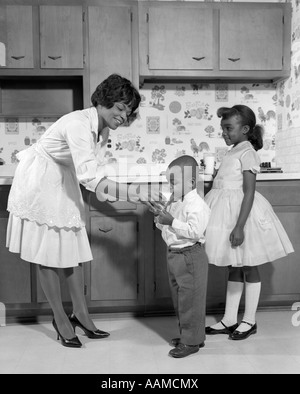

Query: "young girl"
<box><xmin>205</xmin><ymin>105</ymin><xmax>294</xmax><ymax>340</ymax></box>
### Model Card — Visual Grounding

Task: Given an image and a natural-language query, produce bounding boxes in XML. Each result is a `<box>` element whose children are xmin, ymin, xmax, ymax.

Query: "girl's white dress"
<box><xmin>204</xmin><ymin>141</ymin><xmax>294</xmax><ymax>267</ymax></box>
<box><xmin>6</xmin><ymin>107</ymin><xmax>109</xmax><ymax>268</ymax></box>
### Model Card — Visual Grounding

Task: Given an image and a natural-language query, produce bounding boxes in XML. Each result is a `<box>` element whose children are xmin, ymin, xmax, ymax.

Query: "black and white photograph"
<box><xmin>0</xmin><ymin>0</ymin><xmax>300</xmax><ymax>377</ymax></box>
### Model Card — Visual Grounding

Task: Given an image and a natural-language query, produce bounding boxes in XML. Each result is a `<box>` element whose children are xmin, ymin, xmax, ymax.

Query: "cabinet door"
<box><xmin>220</xmin><ymin>6</ymin><xmax>283</xmax><ymax>71</ymax></box>
<box><xmin>90</xmin><ymin>215</ymin><xmax>141</xmax><ymax>306</ymax></box>
<box><xmin>40</xmin><ymin>6</ymin><xmax>83</xmax><ymax>69</ymax></box>
<box><xmin>88</xmin><ymin>5</ymin><xmax>134</xmax><ymax>95</ymax></box>
<box><xmin>0</xmin><ymin>218</ymin><xmax>31</xmax><ymax>303</ymax></box>
<box><xmin>152</xmin><ymin>227</ymin><xmax>172</xmax><ymax>302</ymax></box>
<box><xmin>147</xmin><ymin>6</ymin><xmax>213</xmax><ymax>71</ymax></box>
<box><xmin>0</xmin><ymin>5</ymin><xmax>34</xmax><ymax>68</ymax></box>
<box><xmin>258</xmin><ymin>208</ymin><xmax>300</xmax><ymax>306</ymax></box>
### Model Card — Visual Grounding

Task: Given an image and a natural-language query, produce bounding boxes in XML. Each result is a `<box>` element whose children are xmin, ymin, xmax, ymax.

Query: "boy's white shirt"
<box><xmin>156</xmin><ymin>189</ymin><xmax>211</xmax><ymax>249</ymax></box>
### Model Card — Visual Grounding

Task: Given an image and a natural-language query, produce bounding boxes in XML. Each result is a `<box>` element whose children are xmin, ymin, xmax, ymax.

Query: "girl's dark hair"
<box><xmin>217</xmin><ymin>105</ymin><xmax>264</xmax><ymax>151</ymax></box>
<box><xmin>91</xmin><ymin>74</ymin><xmax>141</xmax><ymax>124</ymax></box>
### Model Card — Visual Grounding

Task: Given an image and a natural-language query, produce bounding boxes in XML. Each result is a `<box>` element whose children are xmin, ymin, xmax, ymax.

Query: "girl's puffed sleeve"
<box><xmin>63</xmin><ymin>119</ymin><xmax>107</xmax><ymax>192</ymax></box>
<box><xmin>240</xmin><ymin>149</ymin><xmax>261</xmax><ymax>174</ymax></box>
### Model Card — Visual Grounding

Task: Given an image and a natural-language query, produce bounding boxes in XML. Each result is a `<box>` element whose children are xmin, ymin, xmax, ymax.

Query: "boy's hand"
<box><xmin>157</xmin><ymin>210</ymin><xmax>174</xmax><ymax>226</ymax></box>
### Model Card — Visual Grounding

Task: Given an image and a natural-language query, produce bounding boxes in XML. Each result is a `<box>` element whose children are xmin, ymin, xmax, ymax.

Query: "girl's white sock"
<box><xmin>210</xmin><ymin>281</ymin><xmax>244</xmax><ymax>330</ymax></box>
<box><xmin>237</xmin><ymin>281</ymin><xmax>261</xmax><ymax>333</ymax></box>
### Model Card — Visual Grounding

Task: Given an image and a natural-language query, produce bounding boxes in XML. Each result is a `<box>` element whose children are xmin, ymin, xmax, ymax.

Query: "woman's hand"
<box><xmin>229</xmin><ymin>226</ymin><xmax>244</xmax><ymax>247</ymax></box>
<box><xmin>157</xmin><ymin>210</ymin><xmax>174</xmax><ymax>226</ymax></box>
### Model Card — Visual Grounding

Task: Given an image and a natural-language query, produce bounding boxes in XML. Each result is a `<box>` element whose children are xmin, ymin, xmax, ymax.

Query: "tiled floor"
<box><xmin>0</xmin><ymin>310</ymin><xmax>300</xmax><ymax>374</ymax></box>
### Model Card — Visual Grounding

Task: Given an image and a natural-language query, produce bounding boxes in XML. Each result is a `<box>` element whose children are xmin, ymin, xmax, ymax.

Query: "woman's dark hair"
<box><xmin>217</xmin><ymin>105</ymin><xmax>264</xmax><ymax>151</ymax></box>
<box><xmin>91</xmin><ymin>74</ymin><xmax>141</xmax><ymax>124</ymax></box>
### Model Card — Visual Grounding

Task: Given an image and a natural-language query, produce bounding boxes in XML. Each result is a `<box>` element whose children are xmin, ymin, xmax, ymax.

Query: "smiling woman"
<box><xmin>5</xmin><ymin>73</ymin><xmax>161</xmax><ymax>348</ymax></box>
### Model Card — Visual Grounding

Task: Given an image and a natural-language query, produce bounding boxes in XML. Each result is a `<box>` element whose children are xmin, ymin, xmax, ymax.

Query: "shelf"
<box><xmin>0</xmin><ymin>76</ymin><xmax>83</xmax><ymax>116</ymax></box>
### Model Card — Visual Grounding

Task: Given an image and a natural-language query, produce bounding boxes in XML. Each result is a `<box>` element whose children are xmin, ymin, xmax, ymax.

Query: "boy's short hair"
<box><xmin>168</xmin><ymin>155</ymin><xmax>199</xmax><ymax>185</ymax></box>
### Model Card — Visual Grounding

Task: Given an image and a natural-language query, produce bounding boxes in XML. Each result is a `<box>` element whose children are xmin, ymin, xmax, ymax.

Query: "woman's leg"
<box><xmin>236</xmin><ymin>266</ymin><xmax>261</xmax><ymax>332</ymax></box>
<box><xmin>63</xmin><ymin>265</ymin><xmax>97</xmax><ymax>331</ymax></box>
<box><xmin>38</xmin><ymin>266</ymin><xmax>75</xmax><ymax>339</ymax></box>
<box><xmin>209</xmin><ymin>267</ymin><xmax>244</xmax><ymax>330</ymax></box>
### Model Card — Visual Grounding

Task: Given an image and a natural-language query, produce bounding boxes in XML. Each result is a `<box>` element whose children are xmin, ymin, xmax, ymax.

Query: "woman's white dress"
<box><xmin>204</xmin><ymin>141</ymin><xmax>294</xmax><ymax>267</ymax></box>
<box><xmin>6</xmin><ymin>107</ymin><xmax>109</xmax><ymax>268</ymax></box>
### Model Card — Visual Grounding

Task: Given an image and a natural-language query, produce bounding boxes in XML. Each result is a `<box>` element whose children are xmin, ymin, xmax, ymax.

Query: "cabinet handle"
<box><xmin>98</xmin><ymin>227</ymin><xmax>113</xmax><ymax>233</ymax></box>
<box><xmin>228</xmin><ymin>58</ymin><xmax>241</xmax><ymax>62</ymax></box>
<box><xmin>48</xmin><ymin>56</ymin><xmax>62</xmax><ymax>60</ymax></box>
<box><xmin>192</xmin><ymin>56</ymin><xmax>205</xmax><ymax>61</ymax></box>
<box><xmin>11</xmin><ymin>56</ymin><xmax>25</xmax><ymax>60</ymax></box>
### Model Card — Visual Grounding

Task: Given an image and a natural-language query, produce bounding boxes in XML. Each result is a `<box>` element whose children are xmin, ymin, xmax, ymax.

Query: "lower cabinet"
<box><xmin>143</xmin><ymin>211</ymin><xmax>173</xmax><ymax>314</ymax></box>
<box><xmin>0</xmin><ymin>217</ymin><xmax>31</xmax><ymax>305</ymax></box>
<box><xmin>256</xmin><ymin>181</ymin><xmax>300</xmax><ymax>307</ymax></box>
<box><xmin>88</xmin><ymin>214</ymin><xmax>143</xmax><ymax>310</ymax></box>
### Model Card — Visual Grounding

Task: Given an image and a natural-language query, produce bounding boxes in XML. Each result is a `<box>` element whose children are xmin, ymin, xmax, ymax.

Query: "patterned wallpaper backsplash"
<box><xmin>0</xmin><ymin>0</ymin><xmax>300</xmax><ymax>174</ymax></box>
<box><xmin>0</xmin><ymin>82</ymin><xmax>278</xmax><ymax>170</ymax></box>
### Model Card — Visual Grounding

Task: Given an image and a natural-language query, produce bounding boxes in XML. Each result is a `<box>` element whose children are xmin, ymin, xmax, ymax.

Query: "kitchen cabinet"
<box><xmin>0</xmin><ymin>5</ymin><xmax>34</xmax><ymax>69</ymax></box>
<box><xmin>0</xmin><ymin>186</ymin><xmax>31</xmax><ymax>305</ymax></box>
<box><xmin>138</xmin><ymin>1</ymin><xmax>291</xmax><ymax>84</ymax></box>
<box><xmin>219</xmin><ymin>6</ymin><xmax>284</xmax><ymax>72</ymax></box>
<box><xmin>0</xmin><ymin>218</ymin><xmax>31</xmax><ymax>304</ymax></box>
<box><xmin>144</xmin><ymin>6</ymin><xmax>214</xmax><ymax>72</ymax></box>
<box><xmin>0</xmin><ymin>3</ymin><xmax>84</xmax><ymax>72</ymax></box>
<box><xmin>144</xmin><ymin>212</ymin><xmax>173</xmax><ymax>314</ymax></box>
<box><xmin>87</xmin><ymin>4</ymin><xmax>139</xmax><ymax>96</ymax></box>
<box><xmin>40</xmin><ymin>6</ymin><xmax>84</xmax><ymax>69</ymax></box>
<box><xmin>85</xmin><ymin>194</ymin><xmax>144</xmax><ymax>312</ymax></box>
<box><xmin>255</xmin><ymin>181</ymin><xmax>300</xmax><ymax>308</ymax></box>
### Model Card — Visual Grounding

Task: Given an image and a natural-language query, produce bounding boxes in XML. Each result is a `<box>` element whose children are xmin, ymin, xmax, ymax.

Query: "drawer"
<box><xmin>89</xmin><ymin>193</ymin><xmax>137</xmax><ymax>212</ymax></box>
<box><xmin>256</xmin><ymin>181</ymin><xmax>300</xmax><ymax>206</ymax></box>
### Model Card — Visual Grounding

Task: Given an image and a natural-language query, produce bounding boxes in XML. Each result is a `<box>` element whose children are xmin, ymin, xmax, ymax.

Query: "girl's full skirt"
<box><xmin>205</xmin><ymin>188</ymin><xmax>294</xmax><ymax>267</ymax></box>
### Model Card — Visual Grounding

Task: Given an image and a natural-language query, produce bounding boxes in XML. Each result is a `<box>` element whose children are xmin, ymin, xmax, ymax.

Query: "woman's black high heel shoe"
<box><xmin>52</xmin><ymin>319</ymin><xmax>82</xmax><ymax>348</ymax></box>
<box><xmin>69</xmin><ymin>313</ymin><xmax>110</xmax><ymax>339</ymax></box>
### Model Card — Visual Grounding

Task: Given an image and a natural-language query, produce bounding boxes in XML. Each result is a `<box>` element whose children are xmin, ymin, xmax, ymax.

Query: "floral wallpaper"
<box><xmin>107</xmin><ymin>82</ymin><xmax>278</xmax><ymax>169</ymax></box>
<box><xmin>0</xmin><ymin>82</ymin><xmax>277</xmax><ymax>169</ymax></box>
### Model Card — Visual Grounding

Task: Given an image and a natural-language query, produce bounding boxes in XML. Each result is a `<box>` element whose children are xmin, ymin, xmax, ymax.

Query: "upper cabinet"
<box><xmin>0</xmin><ymin>5</ymin><xmax>34</xmax><ymax>68</ymax></box>
<box><xmin>139</xmin><ymin>1</ymin><xmax>292</xmax><ymax>84</ymax></box>
<box><xmin>219</xmin><ymin>5</ymin><xmax>284</xmax><ymax>71</ymax></box>
<box><xmin>146</xmin><ymin>6</ymin><xmax>214</xmax><ymax>71</ymax></box>
<box><xmin>0</xmin><ymin>4</ymin><xmax>84</xmax><ymax>71</ymax></box>
<box><xmin>40</xmin><ymin>6</ymin><xmax>83</xmax><ymax>69</ymax></box>
<box><xmin>87</xmin><ymin>4</ymin><xmax>138</xmax><ymax>96</ymax></box>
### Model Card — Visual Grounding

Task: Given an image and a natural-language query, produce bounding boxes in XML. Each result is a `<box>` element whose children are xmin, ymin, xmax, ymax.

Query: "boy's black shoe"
<box><xmin>168</xmin><ymin>343</ymin><xmax>204</xmax><ymax>358</ymax></box>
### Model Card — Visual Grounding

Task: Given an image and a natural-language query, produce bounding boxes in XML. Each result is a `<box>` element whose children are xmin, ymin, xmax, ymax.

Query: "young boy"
<box><xmin>151</xmin><ymin>155</ymin><xmax>211</xmax><ymax>358</ymax></box>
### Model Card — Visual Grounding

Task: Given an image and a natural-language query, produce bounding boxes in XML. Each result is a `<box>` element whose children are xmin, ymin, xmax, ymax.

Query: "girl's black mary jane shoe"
<box><xmin>229</xmin><ymin>322</ymin><xmax>257</xmax><ymax>341</ymax></box>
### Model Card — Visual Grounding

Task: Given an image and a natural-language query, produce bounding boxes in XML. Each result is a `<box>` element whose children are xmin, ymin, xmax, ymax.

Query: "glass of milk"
<box><xmin>203</xmin><ymin>153</ymin><xmax>215</xmax><ymax>175</ymax></box>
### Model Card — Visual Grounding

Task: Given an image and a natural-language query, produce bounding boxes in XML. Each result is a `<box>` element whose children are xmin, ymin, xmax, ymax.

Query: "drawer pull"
<box><xmin>228</xmin><ymin>57</ymin><xmax>241</xmax><ymax>62</ymax></box>
<box><xmin>11</xmin><ymin>55</ymin><xmax>25</xmax><ymax>60</ymax></box>
<box><xmin>98</xmin><ymin>227</ymin><xmax>113</xmax><ymax>233</ymax></box>
<box><xmin>192</xmin><ymin>56</ymin><xmax>205</xmax><ymax>61</ymax></box>
<box><xmin>48</xmin><ymin>56</ymin><xmax>62</xmax><ymax>60</ymax></box>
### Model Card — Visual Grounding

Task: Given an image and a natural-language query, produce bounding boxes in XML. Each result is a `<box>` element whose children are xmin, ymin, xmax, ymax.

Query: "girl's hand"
<box><xmin>229</xmin><ymin>226</ymin><xmax>244</xmax><ymax>247</ymax></box>
<box><xmin>157</xmin><ymin>210</ymin><xmax>174</xmax><ymax>226</ymax></box>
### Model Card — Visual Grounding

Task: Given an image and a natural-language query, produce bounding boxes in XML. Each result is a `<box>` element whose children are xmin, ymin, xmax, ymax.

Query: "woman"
<box><xmin>6</xmin><ymin>74</ymin><xmax>156</xmax><ymax>348</ymax></box>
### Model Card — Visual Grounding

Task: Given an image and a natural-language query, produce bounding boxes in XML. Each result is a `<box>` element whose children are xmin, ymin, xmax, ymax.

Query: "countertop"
<box><xmin>1</xmin><ymin>164</ymin><xmax>300</xmax><ymax>185</ymax></box>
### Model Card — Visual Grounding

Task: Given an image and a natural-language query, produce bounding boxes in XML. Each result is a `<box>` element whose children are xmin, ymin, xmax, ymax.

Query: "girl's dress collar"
<box><xmin>230</xmin><ymin>141</ymin><xmax>252</xmax><ymax>151</ymax></box>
